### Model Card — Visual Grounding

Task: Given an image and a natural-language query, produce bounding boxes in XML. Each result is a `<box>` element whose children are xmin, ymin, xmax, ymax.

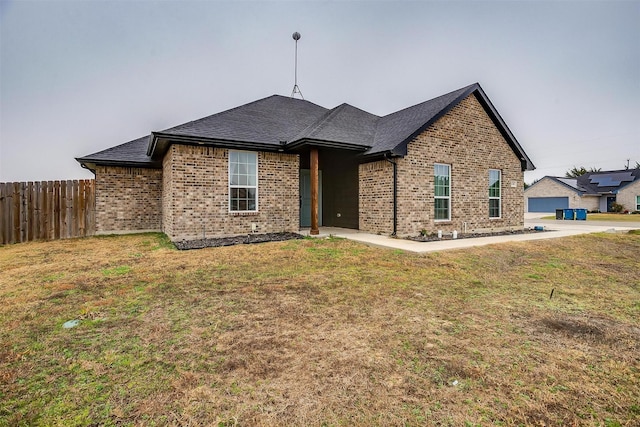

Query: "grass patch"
<box><xmin>101</xmin><ymin>265</ymin><xmax>132</xmax><ymax>276</ymax></box>
<box><xmin>1</xmin><ymin>232</ymin><xmax>639</xmax><ymax>425</ymax></box>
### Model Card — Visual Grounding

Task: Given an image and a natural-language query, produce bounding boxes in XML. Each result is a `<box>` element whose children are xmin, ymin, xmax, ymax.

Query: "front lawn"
<box><xmin>1</xmin><ymin>233</ymin><xmax>639</xmax><ymax>426</ymax></box>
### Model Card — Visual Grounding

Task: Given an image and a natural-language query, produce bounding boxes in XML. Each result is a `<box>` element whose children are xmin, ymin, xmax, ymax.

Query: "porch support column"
<box><xmin>310</xmin><ymin>148</ymin><xmax>320</xmax><ymax>235</ymax></box>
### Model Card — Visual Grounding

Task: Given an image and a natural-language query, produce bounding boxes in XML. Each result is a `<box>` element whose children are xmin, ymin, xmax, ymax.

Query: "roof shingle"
<box><xmin>77</xmin><ymin>83</ymin><xmax>534</xmax><ymax>171</ymax></box>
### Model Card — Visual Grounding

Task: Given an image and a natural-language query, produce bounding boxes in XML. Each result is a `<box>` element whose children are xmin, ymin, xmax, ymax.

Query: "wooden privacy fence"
<box><xmin>0</xmin><ymin>180</ymin><xmax>95</xmax><ymax>245</ymax></box>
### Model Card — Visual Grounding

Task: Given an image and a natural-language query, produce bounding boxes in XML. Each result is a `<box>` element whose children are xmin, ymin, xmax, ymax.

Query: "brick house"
<box><xmin>525</xmin><ymin>169</ymin><xmax>640</xmax><ymax>213</ymax></box>
<box><xmin>76</xmin><ymin>83</ymin><xmax>535</xmax><ymax>241</ymax></box>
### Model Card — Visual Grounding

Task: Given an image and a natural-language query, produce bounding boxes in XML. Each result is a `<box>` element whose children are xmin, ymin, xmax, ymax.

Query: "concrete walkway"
<box><xmin>300</xmin><ymin>215</ymin><xmax>638</xmax><ymax>253</ymax></box>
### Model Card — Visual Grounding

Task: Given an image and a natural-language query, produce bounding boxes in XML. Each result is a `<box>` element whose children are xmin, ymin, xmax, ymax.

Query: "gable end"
<box><xmin>392</xmin><ymin>84</ymin><xmax>535</xmax><ymax>172</ymax></box>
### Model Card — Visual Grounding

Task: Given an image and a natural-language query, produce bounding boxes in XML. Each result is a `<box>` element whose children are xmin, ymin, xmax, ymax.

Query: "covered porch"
<box><xmin>297</xmin><ymin>147</ymin><xmax>361</xmax><ymax>234</ymax></box>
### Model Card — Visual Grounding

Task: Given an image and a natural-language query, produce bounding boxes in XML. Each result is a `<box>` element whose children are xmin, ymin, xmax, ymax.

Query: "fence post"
<box><xmin>12</xmin><ymin>182</ymin><xmax>20</xmax><ymax>244</ymax></box>
<box><xmin>60</xmin><ymin>181</ymin><xmax>68</xmax><ymax>239</ymax></box>
<box><xmin>34</xmin><ymin>181</ymin><xmax>41</xmax><ymax>240</ymax></box>
<box><xmin>47</xmin><ymin>181</ymin><xmax>54</xmax><ymax>241</ymax></box>
<box><xmin>67</xmin><ymin>179</ymin><xmax>78</xmax><ymax>237</ymax></box>
<box><xmin>0</xmin><ymin>183</ymin><xmax>6</xmax><ymax>244</ymax></box>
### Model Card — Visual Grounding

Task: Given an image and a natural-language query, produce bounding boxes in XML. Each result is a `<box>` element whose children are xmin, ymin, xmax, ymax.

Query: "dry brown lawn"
<box><xmin>1</xmin><ymin>232</ymin><xmax>639</xmax><ymax>426</ymax></box>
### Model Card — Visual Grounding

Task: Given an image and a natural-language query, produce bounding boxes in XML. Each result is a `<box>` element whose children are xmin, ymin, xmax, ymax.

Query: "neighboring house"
<box><xmin>76</xmin><ymin>83</ymin><xmax>535</xmax><ymax>242</ymax></box>
<box><xmin>525</xmin><ymin>169</ymin><xmax>640</xmax><ymax>213</ymax></box>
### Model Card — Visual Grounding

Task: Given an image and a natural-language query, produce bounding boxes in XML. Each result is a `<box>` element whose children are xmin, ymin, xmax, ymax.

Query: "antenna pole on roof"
<box><xmin>291</xmin><ymin>32</ymin><xmax>304</xmax><ymax>99</ymax></box>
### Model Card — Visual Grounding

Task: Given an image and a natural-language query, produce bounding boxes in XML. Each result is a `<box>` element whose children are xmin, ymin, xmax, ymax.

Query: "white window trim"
<box><xmin>228</xmin><ymin>150</ymin><xmax>258</xmax><ymax>213</ymax></box>
<box><xmin>434</xmin><ymin>163</ymin><xmax>451</xmax><ymax>222</ymax></box>
<box><xmin>636</xmin><ymin>195</ymin><xmax>640</xmax><ymax>211</ymax></box>
<box><xmin>489</xmin><ymin>169</ymin><xmax>501</xmax><ymax>219</ymax></box>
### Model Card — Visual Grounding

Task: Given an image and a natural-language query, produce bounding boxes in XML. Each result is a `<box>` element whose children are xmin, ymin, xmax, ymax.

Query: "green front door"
<box><xmin>299</xmin><ymin>169</ymin><xmax>322</xmax><ymax>227</ymax></box>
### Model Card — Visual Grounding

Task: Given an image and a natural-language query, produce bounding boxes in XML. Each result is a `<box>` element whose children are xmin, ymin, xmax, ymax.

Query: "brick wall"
<box><xmin>162</xmin><ymin>148</ymin><xmax>175</xmax><ymax>238</ymax></box>
<box><xmin>359</xmin><ymin>93</ymin><xmax>526</xmax><ymax>236</ymax></box>
<box><xmin>524</xmin><ymin>178</ymin><xmax>599</xmax><ymax>211</ymax></box>
<box><xmin>162</xmin><ymin>145</ymin><xmax>299</xmax><ymax>241</ymax></box>
<box><xmin>617</xmin><ymin>179</ymin><xmax>640</xmax><ymax>212</ymax></box>
<box><xmin>95</xmin><ymin>166</ymin><xmax>162</xmax><ymax>233</ymax></box>
<box><xmin>358</xmin><ymin>160</ymin><xmax>394</xmax><ymax>234</ymax></box>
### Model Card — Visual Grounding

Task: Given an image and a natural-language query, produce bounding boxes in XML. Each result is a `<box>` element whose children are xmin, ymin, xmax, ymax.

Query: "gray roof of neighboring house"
<box><xmin>577</xmin><ymin>169</ymin><xmax>640</xmax><ymax>194</ymax></box>
<box><xmin>77</xmin><ymin>83</ymin><xmax>535</xmax><ymax>171</ymax></box>
<box><xmin>555</xmin><ymin>177</ymin><xmax>580</xmax><ymax>190</ymax></box>
<box><xmin>530</xmin><ymin>169</ymin><xmax>640</xmax><ymax>195</ymax></box>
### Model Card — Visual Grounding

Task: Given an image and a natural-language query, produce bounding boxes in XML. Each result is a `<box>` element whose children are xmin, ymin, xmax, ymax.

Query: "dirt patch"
<box><xmin>408</xmin><ymin>228</ymin><xmax>548</xmax><ymax>242</ymax></box>
<box><xmin>174</xmin><ymin>232</ymin><xmax>304</xmax><ymax>250</ymax></box>
<box><xmin>535</xmin><ymin>313</ymin><xmax>640</xmax><ymax>355</ymax></box>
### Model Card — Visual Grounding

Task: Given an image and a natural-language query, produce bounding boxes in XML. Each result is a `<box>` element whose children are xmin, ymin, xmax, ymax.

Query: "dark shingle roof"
<box><xmin>76</xmin><ymin>135</ymin><xmax>157</xmax><ymax>170</ymax></box>
<box><xmin>77</xmin><ymin>83</ymin><xmax>535</xmax><ymax>171</ymax></box>
<box><xmin>158</xmin><ymin>95</ymin><xmax>328</xmax><ymax>146</ymax></box>
<box><xmin>371</xmin><ymin>84</ymin><xmax>475</xmax><ymax>155</ymax></box>
<box><xmin>291</xmin><ymin>103</ymin><xmax>379</xmax><ymax>148</ymax></box>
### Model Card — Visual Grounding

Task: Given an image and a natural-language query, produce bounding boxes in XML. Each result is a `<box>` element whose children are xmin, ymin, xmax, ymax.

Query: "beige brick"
<box><xmin>94</xmin><ymin>166</ymin><xmax>162</xmax><ymax>233</ymax></box>
<box><xmin>162</xmin><ymin>145</ymin><xmax>299</xmax><ymax>241</ymax></box>
<box><xmin>616</xmin><ymin>179</ymin><xmax>640</xmax><ymax>212</ymax></box>
<box><xmin>360</xmin><ymin>94</ymin><xmax>525</xmax><ymax>236</ymax></box>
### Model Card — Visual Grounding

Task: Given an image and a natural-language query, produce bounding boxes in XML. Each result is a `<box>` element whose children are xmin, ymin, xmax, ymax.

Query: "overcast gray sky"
<box><xmin>1</xmin><ymin>0</ymin><xmax>638</xmax><ymax>184</ymax></box>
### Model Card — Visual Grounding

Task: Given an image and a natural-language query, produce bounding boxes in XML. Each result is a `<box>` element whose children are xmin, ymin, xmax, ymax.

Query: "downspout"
<box><xmin>384</xmin><ymin>153</ymin><xmax>398</xmax><ymax>236</ymax></box>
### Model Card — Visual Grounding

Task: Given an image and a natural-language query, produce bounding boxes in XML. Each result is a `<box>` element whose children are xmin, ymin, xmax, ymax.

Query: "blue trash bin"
<box><xmin>563</xmin><ymin>208</ymin><xmax>575</xmax><ymax>220</ymax></box>
<box><xmin>575</xmin><ymin>208</ymin><xmax>587</xmax><ymax>221</ymax></box>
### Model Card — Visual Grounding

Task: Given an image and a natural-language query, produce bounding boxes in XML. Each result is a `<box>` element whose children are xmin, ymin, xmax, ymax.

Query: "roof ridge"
<box><xmin>289</xmin><ymin>103</ymin><xmax>347</xmax><ymax>142</ymax></box>
<box><xmin>159</xmin><ymin>94</ymin><xmax>324</xmax><ymax>133</ymax></box>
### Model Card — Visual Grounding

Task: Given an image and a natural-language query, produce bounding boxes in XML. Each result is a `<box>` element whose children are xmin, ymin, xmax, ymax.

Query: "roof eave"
<box><xmin>149</xmin><ymin>132</ymin><xmax>291</xmax><ymax>159</ymax></box>
<box><xmin>285</xmin><ymin>138</ymin><xmax>370</xmax><ymax>152</ymax></box>
<box><xmin>358</xmin><ymin>149</ymin><xmax>403</xmax><ymax>162</ymax></box>
<box><xmin>75</xmin><ymin>157</ymin><xmax>162</xmax><ymax>170</ymax></box>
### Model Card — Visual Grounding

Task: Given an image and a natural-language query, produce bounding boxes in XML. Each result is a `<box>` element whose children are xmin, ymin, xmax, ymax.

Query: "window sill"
<box><xmin>229</xmin><ymin>211</ymin><xmax>259</xmax><ymax>217</ymax></box>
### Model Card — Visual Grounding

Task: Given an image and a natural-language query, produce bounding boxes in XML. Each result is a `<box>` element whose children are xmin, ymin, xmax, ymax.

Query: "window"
<box><xmin>489</xmin><ymin>169</ymin><xmax>501</xmax><ymax>218</ymax></box>
<box><xmin>636</xmin><ymin>195</ymin><xmax>640</xmax><ymax>211</ymax></box>
<box><xmin>434</xmin><ymin>163</ymin><xmax>451</xmax><ymax>221</ymax></box>
<box><xmin>229</xmin><ymin>151</ymin><xmax>257</xmax><ymax>212</ymax></box>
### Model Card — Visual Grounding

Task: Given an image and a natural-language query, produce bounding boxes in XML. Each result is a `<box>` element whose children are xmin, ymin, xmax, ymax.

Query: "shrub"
<box><xmin>610</xmin><ymin>202</ymin><xmax>624</xmax><ymax>213</ymax></box>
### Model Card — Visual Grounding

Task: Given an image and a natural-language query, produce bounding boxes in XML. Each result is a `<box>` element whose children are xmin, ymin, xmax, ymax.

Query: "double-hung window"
<box><xmin>489</xmin><ymin>169</ymin><xmax>501</xmax><ymax>218</ymax></box>
<box><xmin>434</xmin><ymin>163</ymin><xmax>451</xmax><ymax>221</ymax></box>
<box><xmin>229</xmin><ymin>151</ymin><xmax>258</xmax><ymax>212</ymax></box>
<box><xmin>636</xmin><ymin>195</ymin><xmax>640</xmax><ymax>211</ymax></box>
